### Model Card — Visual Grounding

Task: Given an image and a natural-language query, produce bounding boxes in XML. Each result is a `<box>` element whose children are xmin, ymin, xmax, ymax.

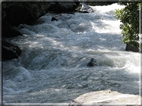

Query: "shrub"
<box><xmin>114</xmin><ymin>2</ymin><xmax>140</xmax><ymax>43</ymax></box>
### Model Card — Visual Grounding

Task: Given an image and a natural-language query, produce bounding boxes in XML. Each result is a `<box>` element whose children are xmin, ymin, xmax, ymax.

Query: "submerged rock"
<box><xmin>51</xmin><ymin>14</ymin><xmax>72</xmax><ymax>22</ymax></box>
<box><xmin>2</xmin><ymin>41</ymin><xmax>22</xmax><ymax>61</ymax></box>
<box><xmin>87</xmin><ymin>58</ymin><xmax>98</xmax><ymax>67</ymax></box>
<box><xmin>69</xmin><ymin>90</ymin><xmax>141</xmax><ymax>105</ymax></box>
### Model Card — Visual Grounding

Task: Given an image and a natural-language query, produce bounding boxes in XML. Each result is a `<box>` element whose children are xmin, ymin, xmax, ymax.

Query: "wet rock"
<box><xmin>2</xmin><ymin>40</ymin><xmax>22</xmax><ymax>61</ymax></box>
<box><xmin>78</xmin><ymin>3</ymin><xmax>94</xmax><ymax>13</ymax></box>
<box><xmin>48</xmin><ymin>2</ymin><xmax>78</xmax><ymax>13</ymax></box>
<box><xmin>87</xmin><ymin>58</ymin><xmax>98</xmax><ymax>67</ymax></box>
<box><xmin>3</xmin><ymin>3</ymin><xmax>34</xmax><ymax>26</ymax></box>
<box><xmin>2</xmin><ymin>2</ymin><xmax>50</xmax><ymax>37</ymax></box>
<box><xmin>51</xmin><ymin>17</ymin><xmax>58</xmax><ymax>21</ymax></box>
<box><xmin>51</xmin><ymin>14</ymin><xmax>72</xmax><ymax>22</ymax></box>
<box><xmin>2</xmin><ymin>19</ymin><xmax>22</xmax><ymax>38</ymax></box>
<box><xmin>125</xmin><ymin>41</ymin><xmax>140</xmax><ymax>52</ymax></box>
<box><xmin>73</xmin><ymin>0</ymin><xmax>80</xmax><ymax>6</ymax></box>
<box><xmin>69</xmin><ymin>90</ymin><xmax>141</xmax><ymax>105</ymax></box>
<box><xmin>2</xmin><ymin>2</ymin><xmax>50</xmax><ymax>26</ymax></box>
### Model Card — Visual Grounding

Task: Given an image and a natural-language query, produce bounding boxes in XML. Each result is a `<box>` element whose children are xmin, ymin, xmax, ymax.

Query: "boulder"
<box><xmin>3</xmin><ymin>3</ymin><xmax>35</xmax><ymax>26</ymax></box>
<box><xmin>125</xmin><ymin>41</ymin><xmax>140</xmax><ymax>52</ymax></box>
<box><xmin>69</xmin><ymin>90</ymin><xmax>141</xmax><ymax>106</ymax></box>
<box><xmin>2</xmin><ymin>2</ymin><xmax>50</xmax><ymax>37</ymax></box>
<box><xmin>2</xmin><ymin>2</ymin><xmax>50</xmax><ymax>26</ymax></box>
<box><xmin>2</xmin><ymin>41</ymin><xmax>22</xmax><ymax>61</ymax></box>
<box><xmin>48</xmin><ymin>2</ymin><xmax>78</xmax><ymax>13</ymax></box>
<box><xmin>77</xmin><ymin>3</ymin><xmax>94</xmax><ymax>13</ymax></box>
<box><xmin>2</xmin><ymin>19</ymin><xmax>22</xmax><ymax>38</ymax></box>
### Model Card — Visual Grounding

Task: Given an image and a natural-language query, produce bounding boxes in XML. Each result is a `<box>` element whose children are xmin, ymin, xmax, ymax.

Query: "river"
<box><xmin>2</xmin><ymin>3</ymin><xmax>141</xmax><ymax>104</ymax></box>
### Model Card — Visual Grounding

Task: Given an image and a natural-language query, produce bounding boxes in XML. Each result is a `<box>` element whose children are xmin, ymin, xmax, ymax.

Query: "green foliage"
<box><xmin>114</xmin><ymin>3</ymin><xmax>140</xmax><ymax>43</ymax></box>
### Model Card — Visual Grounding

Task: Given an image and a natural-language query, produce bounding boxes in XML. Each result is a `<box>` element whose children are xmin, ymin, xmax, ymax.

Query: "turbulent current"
<box><xmin>2</xmin><ymin>4</ymin><xmax>141</xmax><ymax>104</ymax></box>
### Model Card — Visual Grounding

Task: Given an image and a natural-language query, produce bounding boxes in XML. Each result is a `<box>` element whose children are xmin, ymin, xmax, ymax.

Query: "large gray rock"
<box><xmin>69</xmin><ymin>90</ymin><xmax>141</xmax><ymax>105</ymax></box>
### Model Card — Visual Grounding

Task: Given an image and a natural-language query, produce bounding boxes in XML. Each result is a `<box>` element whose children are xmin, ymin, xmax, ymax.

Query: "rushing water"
<box><xmin>2</xmin><ymin>3</ymin><xmax>141</xmax><ymax>103</ymax></box>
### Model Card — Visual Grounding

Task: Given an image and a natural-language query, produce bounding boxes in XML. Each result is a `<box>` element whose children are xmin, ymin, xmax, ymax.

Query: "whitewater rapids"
<box><xmin>2</xmin><ymin>3</ymin><xmax>141</xmax><ymax>104</ymax></box>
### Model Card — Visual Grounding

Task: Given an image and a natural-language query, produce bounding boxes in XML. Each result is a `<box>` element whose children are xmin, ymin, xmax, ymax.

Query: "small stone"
<box><xmin>87</xmin><ymin>58</ymin><xmax>98</xmax><ymax>67</ymax></box>
<box><xmin>51</xmin><ymin>17</ymin><xmax>58</xmax><ymax>21</ymax></box>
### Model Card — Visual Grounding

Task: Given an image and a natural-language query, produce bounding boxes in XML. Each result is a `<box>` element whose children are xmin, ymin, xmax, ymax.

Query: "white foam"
<box><xmin>3</xmin><ymin>3</ymin><xmax>140</xmax><ymax>103</ymax></box>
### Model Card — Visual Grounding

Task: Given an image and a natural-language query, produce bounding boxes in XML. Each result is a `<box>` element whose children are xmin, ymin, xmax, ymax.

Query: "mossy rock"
<box><xmin>125</xmin><ymin>41</ymin><xmax>140</xmax><ymax>52</ymax></box>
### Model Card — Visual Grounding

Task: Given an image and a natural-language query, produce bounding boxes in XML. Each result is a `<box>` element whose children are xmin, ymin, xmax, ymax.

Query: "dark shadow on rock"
<box><xmin>48</xmin><ymin>2</ymin><xmax>78</xmax><ymax>13</ymax></box>
<box><xmin>125</xmin><ymin>41</ymin><xmax>140</xmax><ymax>53</ymax></box>
<box><xmin>2</xmin><ymin>40</ymin><xmax>22</xmax><ymax>61</ymax></box>
<box><xmin>2</xmin><ymin>19</ymin><xmax>22</xmax><ymax>38</ymax></box>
